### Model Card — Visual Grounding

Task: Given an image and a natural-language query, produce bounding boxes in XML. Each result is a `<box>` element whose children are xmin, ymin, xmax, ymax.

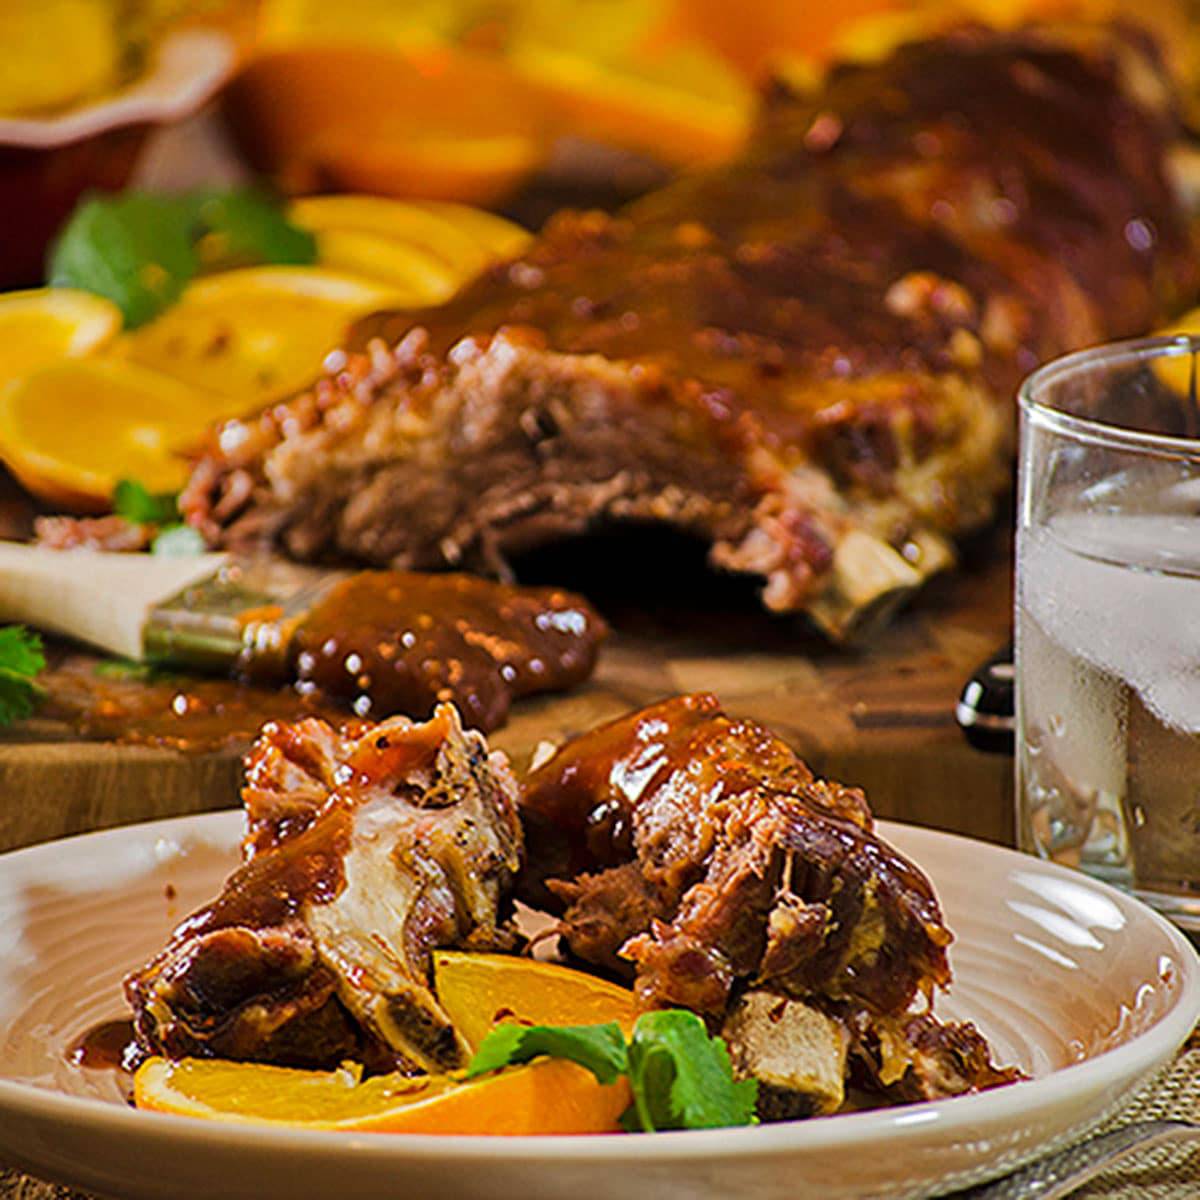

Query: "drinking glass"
<box><xmin>1017</xmin><ymin>335</ymin><xmax>1200</xmax><ymax>930</ymax></box>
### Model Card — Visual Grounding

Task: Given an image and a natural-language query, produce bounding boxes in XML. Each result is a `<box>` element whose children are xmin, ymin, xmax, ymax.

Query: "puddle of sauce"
<box><xmin>34</xmin><ymin>570</ymin><xmax>605</xmax><ymax>752</ymax></box>
<box><xmin>270</xmin><ymin>571</ymin><xmax>605</xmax><ymax>733</ymax></box>
<box><xmin>39</xmin><ymin>657</ymin><xmax>347</xmax><ymax>754</ymax></box>
<box><xmin>67</xmin><ymin>1018</ymin><xmax>139</xmax><ymax>1073</ymax></box>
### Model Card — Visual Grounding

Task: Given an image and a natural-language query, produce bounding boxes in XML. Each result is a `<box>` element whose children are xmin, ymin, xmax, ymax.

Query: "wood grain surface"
<box><xmin>0</xmin><ymin>535</ymin><xmax>1015</xmax><ymax>854</ymax></box>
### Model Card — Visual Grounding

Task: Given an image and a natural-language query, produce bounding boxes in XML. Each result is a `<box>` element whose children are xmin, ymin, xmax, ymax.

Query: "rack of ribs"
<box><xmin>519</xmin><ymin>693</ymin><xmax>1022</xmax><ymax>1112</ymax></box>
<box><xmin>125</xmin><ymin>704</ymin><xmax>522</xmax><ymax>1073</ymax></box>
<box><xmin>182</xmin><ymin>26</ymin><xmax>1199</xmax><ymax>639</ymax></box>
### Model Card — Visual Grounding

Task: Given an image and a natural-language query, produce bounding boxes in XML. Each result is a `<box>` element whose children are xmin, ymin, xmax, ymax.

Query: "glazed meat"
<box><xmin>183</xmin><ymin>27</ymin><xmax>1199</xmax><ymax>638</ymax></box>
<box><xmin>520</xmin><ymin>693</ymin><xmax>949</xmax><ymax>1017</ymax></box>
<box><xmin>519</xmin><ymin>693</ymin><xmax>1020</xmax><ymax>1101</ymax></box>
<box><xmin>125</xmin><ymin>705</ymin><xmax>522</xmax><ymax>1073</ymax></box>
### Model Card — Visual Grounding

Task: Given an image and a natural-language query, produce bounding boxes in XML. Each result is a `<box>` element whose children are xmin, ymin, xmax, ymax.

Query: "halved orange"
<box><xmin>134</xmin><ymin>1055</ymin><xmax>630</xmax><ymax>1134</ymax></box>
<box><xmin>433</xmin><ymin>952</ymin><xmax>638</xmax><ymax>1053</ymax></box>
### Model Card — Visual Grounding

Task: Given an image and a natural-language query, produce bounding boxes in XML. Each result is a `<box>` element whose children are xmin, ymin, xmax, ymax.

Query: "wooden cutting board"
<box><xmin>0</xmin><ymin>544</ymin><xmax>1014</xmax><ymax>854</ymax></box>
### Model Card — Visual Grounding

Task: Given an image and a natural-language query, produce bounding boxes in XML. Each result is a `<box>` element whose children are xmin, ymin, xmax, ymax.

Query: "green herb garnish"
<box><xmin>112</xmin><ymin>478</ymin><xmax>205</xmax><ymax>557</ymax></box>
<box><xmin>48</xmin><ymin>188</ymin><xmax>316</xmax><ymax>327</ymax></box>
<box><xmin>466</xmin><ymin>1010</ymin><xmax>758</xmax><ymax>1132</ymax></box>
<box><xmin>0</xmin><ymin>626</ymin><xmax>45</xmax><ymax>727</ymax></box>
<box><xmin>112</xmin><ymin>478</ymin><xmax>178</xmax><ymax>525</ymax></box>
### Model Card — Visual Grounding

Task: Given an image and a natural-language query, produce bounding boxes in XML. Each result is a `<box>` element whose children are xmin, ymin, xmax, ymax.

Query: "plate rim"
<box><xmin>0</xmin><ymin>809</ymin><xmax>1196</xmax><ymax>1165</ymax></box>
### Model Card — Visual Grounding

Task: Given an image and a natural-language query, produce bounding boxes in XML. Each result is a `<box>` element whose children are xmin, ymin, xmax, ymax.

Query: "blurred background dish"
<box><xmin>0</xmin><ymin>27</ymin><xmax>235</xmax><ymax>288</ymax></box>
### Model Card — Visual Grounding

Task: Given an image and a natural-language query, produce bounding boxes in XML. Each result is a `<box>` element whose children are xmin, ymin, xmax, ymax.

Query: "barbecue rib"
<box><xmin>183</xmin><ymin>26</ymin><xmax>1199</xmax><ymax>637</ymax></box>
<box><xmin>125</xmin><ymin>705</ymin><xmax>522</xmax><ymax>1073</ymax></box>
<box><xmin>518</xmin><ymin>693</ymin><xmax>1021</xmax><ymax>1104</ymax></box>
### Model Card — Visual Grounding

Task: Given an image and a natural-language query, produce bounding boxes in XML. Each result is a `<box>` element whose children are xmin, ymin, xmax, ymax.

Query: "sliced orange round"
<box><xmin>134</xmin><ymin>1055</ymin><xmax>630</xmax><ymax>1134</ymax></box>
<box><xmin>117</xmin><ymin>266</ymin><xmax>408</xmax><ymax>410</ymax></box>
<box><xmin>433</xmin><ymin>952</ymin><xmax>638</xmax><ymax>1053</ymax></box>
<box><xmin>0</xmin><ymin>358</ymin><xmax>215</xmax><ymax>510</ymax></box>
<box><xmin>0</xmin><ymin>288</ymin><xmax>121</xmax><ymax>380</ymax></box>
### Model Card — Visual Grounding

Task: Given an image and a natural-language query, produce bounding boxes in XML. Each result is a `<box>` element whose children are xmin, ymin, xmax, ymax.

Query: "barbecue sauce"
<box><xmin>67</xmin><ymin>1019</ymin><xmax>138</xmax><ymax>1072</ymax></box>
<box><xmin>277</xmin><ymin>571</ymin><xmax>605</xmax><ymax>734</ymax></box>
<box><xmin>35</xmin><ymin>571</ymin><xmax>605</xmax><ymax>751</ymax></box>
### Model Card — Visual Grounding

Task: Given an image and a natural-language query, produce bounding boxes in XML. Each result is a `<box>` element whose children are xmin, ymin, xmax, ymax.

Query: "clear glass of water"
<box><xmin>1017</xmin><ymin>335</ymin><xmax>1200</xmax><ymax>931</ymax></box>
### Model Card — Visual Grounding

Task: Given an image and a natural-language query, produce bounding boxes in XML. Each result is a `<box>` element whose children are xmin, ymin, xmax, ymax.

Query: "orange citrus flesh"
<box><xmin>287</xmin><ymin>195</ymin><xmax>530</xmax><ymax>280</ymax></box>
<box><xmin>433</xmin><ymin>952</ymin><xmax>639</xmax><ymax>1052</ymax></box>
<box><xmin>134</xmin><ymin>1056</ymin><xmax>629</xmax><ymax>1135</ymax></box>
<box><xmin>0</xmin><ymin>358</ymin><xmax>217</xmax><ymax>511</ymax></box>
<box><xmin>222</xmin><ymin>44</ymin><xmax>549</xmax><ymax>204</ymax></box>
<box><xmin>116</xmin><ymin>266</ymin><xmax>409</xmax><ymax>412</ymax></box>
<box><xmin>0</xmin><ymin>288</ymin><xmax>121</xmax><ymax>380</ymax></box>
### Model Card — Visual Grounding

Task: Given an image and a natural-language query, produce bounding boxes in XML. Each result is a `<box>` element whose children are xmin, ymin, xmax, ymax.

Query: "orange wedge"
<box><xmin>222</xmin><ymin>44</ymin><xmax>549</xmax><ymax>204</ymax></box>
<box><xmin>433</xmin><ymin>952</ymin><xmax>638</xmax><ymax>1053</ymax></box>
<box><xmin>0</xmin><ymin>288</ymin><xmax>121</xmax><ymax>381</ymax></box>
<box><xmin>117</xmin><ymin>266</ymin><xmax>407</xmax><ymax>411</ymax></box>
<box><xmin>134</xmin><ymin>1056</ymin><xmax>630</xmax><ymax>1134</ymax></box>
<box><xmin>0</xmin><ymin>358</ymin><xmax>216</xmax><ymax>510</ymax></box>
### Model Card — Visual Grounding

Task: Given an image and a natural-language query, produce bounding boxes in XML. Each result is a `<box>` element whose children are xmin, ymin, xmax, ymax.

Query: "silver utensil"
<box><xmin>956</xmin><ymin>1119</ymin><xmax>1200</xmax><ymax>1199</ymax></box>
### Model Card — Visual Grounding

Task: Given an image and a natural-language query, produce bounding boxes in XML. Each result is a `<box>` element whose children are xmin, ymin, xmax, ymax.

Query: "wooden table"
<box><xmin>0</xmin><ymin>537</ymin><xmax>1014</xmax><ymax>853</ymax></box>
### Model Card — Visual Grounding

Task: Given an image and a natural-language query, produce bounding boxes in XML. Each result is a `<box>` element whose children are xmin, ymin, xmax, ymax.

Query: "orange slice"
<box><xmin>288</xmin><ymin>195</ymin><xmax>531</xmax><ymax>281</ymax></box>
<box><xmin>134</xmin><ymin>1056</ymin><xmax>630</xmax><ymax>1134</ymax></box>
<box><xmin>0</xmin><ymin>358</ymin><xmax>216</xmax><ymax>510</ymax></box>
<box><xmin>509</xmin><ymin>42</ymin><xmax>752</xmax><ymax>166</ymax></box>
<box><xmin>433</xmin><ymin>952</ymin><xmax>638</xmax><ymax>1052</ymax></box>
<box><xmin>0</xmin><ymin>288</ymin><xmax>121</xmax><ymax>380</ymax></box>
<box><xmin>222</xmin><ymin>44</ymin><xmax>549</xmax><ymax>204</ymax></box>
<box><xmin>117</xmin><ymin>266</ymin><xmax>407</xmax><ymax>410</ymax></box>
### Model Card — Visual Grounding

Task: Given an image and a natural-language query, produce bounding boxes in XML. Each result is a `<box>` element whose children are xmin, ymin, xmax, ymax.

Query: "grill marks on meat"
<box><xmin>520</xmin><ymin>694</ymin><xmax>950</xmax><ymax>1017</ymax></box>
<box><xmin>125</xmin><ymin>705</ymin><xmax>522</xmax><ymax>1073</ymax></box>
<box><xmin>519</xmin><ymin>692</ymin><xmax>1019</xmax><ymax>1100</ymax></box>
<box><xmin>182</xmin><ymin>28</ymin><xmax>1199</xmax><ymax>633</ymax></box>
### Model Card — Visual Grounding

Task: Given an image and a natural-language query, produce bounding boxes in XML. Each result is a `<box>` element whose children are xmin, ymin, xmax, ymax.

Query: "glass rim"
<box><xmin>1019</xmin><ymin>333</ymin><xmax>1200</xmax><ymax>459</ymax></box>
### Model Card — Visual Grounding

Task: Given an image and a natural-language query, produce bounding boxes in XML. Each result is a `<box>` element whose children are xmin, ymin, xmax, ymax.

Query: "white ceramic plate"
<box><xmin>0</xmin><ymin>812</ymin><xmax>1196</xmax><ymax>1200</ymax></box>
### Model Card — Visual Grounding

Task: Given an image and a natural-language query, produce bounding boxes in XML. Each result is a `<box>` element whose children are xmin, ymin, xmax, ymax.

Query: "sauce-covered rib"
<box><xmin>125</xmin><ymin>705</ymin><xmax>522</xmax><ymax>1073</ymax></box>
<box><xmin>520</xmin><ymin>693</ymin><xmax>1021</xmax><ymax>1105</ymax></box>
<box><xmin>182</xmin><ymin>27</ymin><xmax>1198</xmax><ymax>638</ymax></box>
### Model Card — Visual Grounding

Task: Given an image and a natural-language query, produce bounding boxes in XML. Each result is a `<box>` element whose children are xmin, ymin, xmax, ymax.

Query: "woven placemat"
<box><xmin>3</xmin><ymin>1030</ymin><xmax>1198</xmax><ymax>1200</ymax></box>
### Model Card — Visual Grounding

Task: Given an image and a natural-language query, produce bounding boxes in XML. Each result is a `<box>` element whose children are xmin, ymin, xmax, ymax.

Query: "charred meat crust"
<box><xmin>182</xmin><ymin>28</ymin><xmax>1198</xmax><ymax>631</ymax></box>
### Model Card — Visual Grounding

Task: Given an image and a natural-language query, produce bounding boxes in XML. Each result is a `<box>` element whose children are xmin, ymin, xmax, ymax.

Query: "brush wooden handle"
<box><xmin>0</xmin><ymin>543</ymin><xmax>227</xmax><ymax>660</ymax></box>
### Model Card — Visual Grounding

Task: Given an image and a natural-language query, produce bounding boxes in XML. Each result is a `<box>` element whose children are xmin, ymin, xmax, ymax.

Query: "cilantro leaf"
<box><xmin>464</xmin><ymin>1010</ymin><xmax>757</xmax><ymax>1133</ymax></box>
<box><xmin>112</xmin><ymin>478</ymin><xmax>178</xmax><ymax>525</ymax></box>
<box><xmin>195</xmin><ymin>189</ymin><xmax>316</xmax><ymax>269</ymax></box>
<box><xmin>624</xmin><ymin>1010</ymin><xmax>758</xmax><ymax>1132</ymax></box>
<box><xmin>0</xmin><ymin>626</ymin><xmax>45</xmax><ymax>727</ymax></box>
<box><xmin>467</xmin><ymin>1021</ymin><xmax>628</xmax><ymax>1085</ymax></box>
<box><xmin>47</xmin><ymin>188</ymin><xmax>316</xmax><ymax>327</ymax></box>
<box><xmin>49</xmin><ymin>193</ymin><xmax>198</xmax><ymax>327</ymax></box>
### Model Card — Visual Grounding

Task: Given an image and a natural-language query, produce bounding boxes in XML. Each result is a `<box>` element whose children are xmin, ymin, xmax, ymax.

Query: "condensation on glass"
<box><xmin>1017</xmin><ymin>335</ymin><xmax>1200</xmax><ymax>931</ymax></box>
